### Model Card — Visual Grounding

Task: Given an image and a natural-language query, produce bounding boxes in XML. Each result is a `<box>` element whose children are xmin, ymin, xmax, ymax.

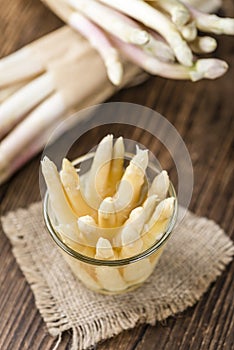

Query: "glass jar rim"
<box><xmin>43</xmin><ymin>153</ymin><xmax>178</xmax><ymax>267</ymax></box>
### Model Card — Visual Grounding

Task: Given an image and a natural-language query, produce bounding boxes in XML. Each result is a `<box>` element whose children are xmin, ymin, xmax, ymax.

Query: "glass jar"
<box><xmin>43</xmin><ymin>152</ymin><xmax>177</xmax><ymax>295</ymax></box>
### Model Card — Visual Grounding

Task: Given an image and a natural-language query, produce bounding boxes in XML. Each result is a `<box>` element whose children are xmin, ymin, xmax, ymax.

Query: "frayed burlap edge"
<box><xmin>1</xmin><ymin>203</ymin><xmax>234</xmax><ymax>350</ymax></box>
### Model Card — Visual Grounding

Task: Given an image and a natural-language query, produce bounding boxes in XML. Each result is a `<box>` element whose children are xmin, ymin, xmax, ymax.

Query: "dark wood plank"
<box><xmin>0</xmin><ymin>0</ymin><xmax>233</xmax><ymax>349</ymax></box>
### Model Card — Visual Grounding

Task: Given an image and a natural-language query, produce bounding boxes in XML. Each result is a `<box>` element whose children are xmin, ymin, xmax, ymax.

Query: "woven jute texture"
<box><xmin>1</xmin><ymin>202</ymin><xmax>234</xmax><ymax>350</ymax></box>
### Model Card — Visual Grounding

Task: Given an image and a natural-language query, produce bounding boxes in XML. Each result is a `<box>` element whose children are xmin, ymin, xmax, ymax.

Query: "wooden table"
<box><xmin>0</xmin><ymin>1</ymin><xmax>233</xmax><ymax>349</ymax></box>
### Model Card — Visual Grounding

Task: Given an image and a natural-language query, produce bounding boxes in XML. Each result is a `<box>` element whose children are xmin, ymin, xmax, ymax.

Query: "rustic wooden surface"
<box><xmin>0</xmin><ymin>1</ymin><xmax>233</xmax><ymax>349</ymax></box>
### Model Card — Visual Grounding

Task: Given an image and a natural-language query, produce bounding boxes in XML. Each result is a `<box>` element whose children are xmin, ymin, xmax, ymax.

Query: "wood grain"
<box><xmin>0</xmin><ymin>1</ymin><xmax>233</xmax><ymax>349</ymax></box>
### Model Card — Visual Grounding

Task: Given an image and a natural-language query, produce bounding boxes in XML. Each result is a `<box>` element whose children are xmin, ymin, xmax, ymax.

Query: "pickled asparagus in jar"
<box><xmin>42</xmin><ymin>135</ymin><xmax>177</xmax><ymax>294</ymax></box>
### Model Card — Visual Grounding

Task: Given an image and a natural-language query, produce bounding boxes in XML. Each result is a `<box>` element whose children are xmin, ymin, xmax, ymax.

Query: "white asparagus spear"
<box><xmin>98</xmin><ymin>0</ymin><xmax>193</xmax><ymax>66</ymax></box>
<box><xmin>95</xmin><ymin>265</ymin><xmax>127</xmax><ymax>292</ymax></box>
<box><xmin>125</xmin><ymin>206</ymin><xmax>146</xmax><ymax>234</ymax></box>
<box><xmin>119</xmin><ymin>225</ymin><xmax>143</xmax><ymax>258</ymax></box>
<box><xmin>43</xmin><ymin>0</ymin><xmax>123</xmax><ymax>85</ymax></box>
<box><xmin>143</xmin><ymin>33</ymin><xmax>175</xmax><ymax>62</ymax></box>
<box><xmin>190</xmin><ymin>36</ymin><xmax>217</xmax><ymax>53</ymax></box>
<box><xmin>60</xmin><ymin>158</ymin><xmax>98</xmax><ymax>219</ymax></box>
<box><xmin>116</xmin><ymin>195</ymin><xmax>158</xmax><ymax>251</ymax></box>
<box><xmin>98</xmin><ymin>197</ymin><xmax>117</xmax><ymax>228</ymax></box>
<box><xmin>144</xmin><ymin>196</ymin><xmax>175</xmax><ymax>233</ymax></box>
<box><xmin>151</xmin><ymin>0</ymin><xmax>190</xmax><ymax>26</ymax></box>
<box><xmin>141</xmin><ymin>197</ymin><xmax>175</xmax><ymax>251</ymax></box>
<box><xmin>112</xmin><ymin>36</ymin><xmax>228</xmax><ymax>81</ymax></box>
<box><xmin>190</xmin><ymin>59</ymin><xmax>228</xmax><ymax>81</ymax></box>
<box><xmin>148</xmin><ymin>170</ymin><xmax>169</xmax><ymax>200</ymax></box>
<box><xmin>113</xmin><ymin>201</ymin><xmax>152</xmax><ymax>247</ymax></box>
<box><xmin>0</xmin><ymin>115</ymin><xmax>77</xmax><ymax>185</ymax></box>
<box><xmin>95</xmin><ymin>237</ymin><xmax>115</xmax><ymax>259</ymax></box>
<box><xmin>123</xmin><ymin>259</ymin><xmax>153</xmax><ymax>283</ymax></box>
<box><xmin>148</xmin><ymin>197</ymin><xmax>175</xmax><ymax>228</ymax></box>
<box><xmin>85</xmin><ymin>134</ymin><xmax>113</xmax><ymax>208</ymax></box>
<box><xmin>95</xmin><ymin>238</ymin><xmax>126</xmax><ymax>291</ymax></box>
<box><xmin>0</xmin><ymin>129</ymin><xmax>50</xmax><ymax>185</ymax></box>
<box><xmin>186</xmin><ymin>3</ymin><xmax>234</xmax><ymax>34</ymax></box>
<box><xmin>0</xmin><ymin>92</ymin><xmax>66</xmax><ymax>170</ymax></box>
<box><xmin>78</xmin><ymin>214</ymin><xmax>121</xmax><ymax>246</ymax></box>
<box><xmin>0</xmin><ymin>73</ymin><xmax>55</xmax><ymax>139</ymax></box>
<box><xmin>178</xmin><ymin>20</ymin><xmax>197</xmax><ymax>41</ymax></box>
<box><xmin>142</xmin><ymin>195</ymin><xmax>158</xmax><ymax>223</ymax></box>
<box><xmin>67</xmin><ymin>0</ymin><xmax>149</xmax><ymax>45</ymax></box>
<box><xmin>78</xmin><ymin>215</ymin><xmax>100</xmax><ymax>247</ymax></box>
<box><xmin>0</xmin><ymin>47</ymin><xmax>45</xmax><ymax>87</ymax></box>
<box><xmin>114</xmin><ymin>147</ymin><xmax>148</xmax><ymax>225</ymax></box>
<box><xmin>74</xmin><ymin>262</ymin><xmax>101</xmax><ymax>290</ymax></box>
<box><xmin>41</xmin><ymin>157</ymin><xmax>80</xmax><ymax>240</ymax></box>
<box><xmin>0</xmin><ymin>81</ymin><xmax>28</xmax><ymax>104</ymax></box>
<box><xmin>107</xmin><ymin>136</ymin><xmax>125</xmax><ymax>196</ymax></box>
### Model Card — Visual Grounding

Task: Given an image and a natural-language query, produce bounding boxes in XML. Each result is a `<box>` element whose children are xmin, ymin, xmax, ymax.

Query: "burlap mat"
<box><xmin>1</xmin><ymin>202</ymin><xmax>234</xmax><ymax>350</ymax></box>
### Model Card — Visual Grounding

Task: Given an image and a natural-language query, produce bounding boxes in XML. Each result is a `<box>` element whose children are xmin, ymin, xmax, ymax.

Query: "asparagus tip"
<box><xmin>172</xmin><ymin>9</ymin><xmax>190</xmax><ymax>26</ymax></box>
<box><xmin>200</xmin><ymin>37</ymin><xmax>217</xmax><ymax>53</ymax></box>
<box><xmin>191</xmin><ymin>59</ymin><xmax>228</xmax><ymax>81</ymax></box>
<box><xmin>107</xmin><ymin>61</ymin><xmax>123</xmax><ymax>86</ymax></box>
<box><xmin>121</xmin><ymin>225</ymin><xmax>139</xmax><ymax>246</ymax></box>
<box><xmin>133</xmin><ymin>146</ymin><xmax>149</xmax><ymax>171</ymax></box>
<box><xmin>174</xmin><ymin>42</ymin><xmax>193</xmax><ymax>67</ymax></box>
<box><xmin>99</xmin><ymin>197</ymin><xmax>115</xmax><ymax>214</ymax></box>
<box><xmin>130</xmin><ymin>29</ymin><xmax>149</xmax><ymax>45</ymax></box>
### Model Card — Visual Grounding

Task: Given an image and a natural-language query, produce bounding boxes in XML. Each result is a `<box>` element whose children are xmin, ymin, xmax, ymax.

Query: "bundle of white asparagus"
<box><xmin>43</xmin><ymin>0</ymin><xmax>234</xmax><ymax>84</ymax></box>
<box><xmin>0</xmin><ymin>28</ymin><xmax>141</xmax><ymax>185</ymax></box>
<box><xmin>1</xmin><ymin>0</ymin><xmax>234</xmax><ymax>185</ymax></box>
<box><xmin>42</xmin><ymin>135</ymin><xmax>175</xmax><ymax>292</ymax></box>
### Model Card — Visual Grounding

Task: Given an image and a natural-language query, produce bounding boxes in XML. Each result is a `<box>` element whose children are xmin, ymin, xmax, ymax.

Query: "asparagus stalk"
<box><xmin>85</xmin><ymin>134</ymin><xmax>113</xmax><ymax>208</ymax></box>
<box><xmin>41</xmin><ymin>157</ymin><xmax>80</xmax><ymax>240</ymax></box>
<box><xmin>148</xmin><ymin>170</ymin><xmax>169</xmax><ymax>200</ymax></box>
<box><xmin>0</xmin><ymin>114</ymin><xmax>80</xmax><ymax>185</ymax></box>
<box><xmin>67</xmin><ymin>0</ymin><xmax>149</xmax><ymax>45</ymax></box>
<box><xmin>114</xmin><ymin>147</ymin><xmax>148</xmax><ymax>225</ymax></box>
<box><xmin>141</xmin><ymin>197</ymin><xmax>175</xmax><ymax>251</ymax></box>
<box><xmin>0</xmin><ymin>47</ymin><xmax>45</xmax><ymax>87</ymax></box>
<box><xmin>148</xmin><ymin>197</ymin><xmax>175</xmax><ymax>228</ymax></box>
<box><xmin>106</xmin><ymin>136</ymin><xmax>125</xmax><ymax>196</ymax></box>
<box><xmin>112</xmin><ymin>35</ymin><xmax>228</xmax><ymax>81</ymax></box>
<box><xmin>74</xmin><ymin>262</ymin><xmax>101</xmax><ymax>290</ymax></box>
<box><xmin>0</xmin><ymin>130</ymin><xmax>49</xmax><ymax>185</ymax></box>
<box><xmin>143</xmin><ymin>32</ymin><xmax>175</xmax><ymax>62</ymax></box>
<box><xmin>0</xmin><ymin>93</ymin><xmax>66</xmax><ymax>168</ymax></box>
<box><xmin>98</xmin><ymin>0</ymin><xmax>193</xmax><ymax>66</ymax></box>
<box><xmin>98</xmin><ymin>197</ymin><xmax>117</xmax><ymax>228</ymax></box>
<box><xmin>124</xmin><ymin>206</ymin><xmax>146</xmax><ymax>235</ymax></box>
<box><xmin>0</xmin><ymin>73</ymin><xmax>55</xmax><ymax>140</ymax></box>
<box><xmin>78</xmin><ymin>215</ymin><xmax>100</xmax><ymax>246</ymax></box>
<box><xmin>186</xmin><ymin>3</ymin><xmax>234</xmax><ymax>34</ymax></box>
<box><xmin>178</xmin><ymin>20</ymin><xmax>197</xmax><ymax>41</ymax></box>
<box><xmin>123</xmin><ymin>258</ymin><xmax>153</xmax><ymax>283</ymax></box>
<box><xmin>43</xmin><ymin>0</ymin><xmax>123</xmax><ymax>85</ymax></box>
<box><xmin>150</xmin><ymin>0</ymin><xmax>190</xmax><ymax>26</ymax></box>
<box><xmin>0</xmin><ymin>81</ymin><xmax>28</xmax><ymax>103</ymax></box>
<box><xmin>95</xmin><ymin>238</ymin><xmax>126</xmax><ymax>291</ymax></box>
<box><xmin>142</xmin><ymin>195</ymin><xmax>158</xmax><ymax>223</ymax></box>
<box><xmin>119</xmin><ymin>225</ymin><xmax>143</xmax><ymax>258</ymax></box>
<box><xmin>96</xmin><ymin>265</ymin><xmax>127</xmax><ymax>291</ymax></box>
<box><xmin>95</xmin><ymin>237</ymin><xmax>115</xmax><ymax>259</ymax></box>
<box><xmin>60</xmin><ymin>159</ymin><xmax>98</xmax><ymax>219</ymax></box>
